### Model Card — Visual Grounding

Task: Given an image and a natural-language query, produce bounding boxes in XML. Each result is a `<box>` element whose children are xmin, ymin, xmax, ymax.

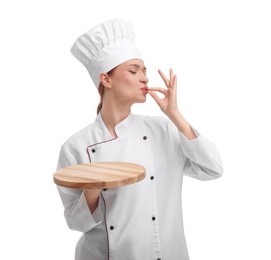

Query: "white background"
<box><xmin>0</xmin><ymin>0</ymin><xmax>270</xmax><ymax>259</ymax></box>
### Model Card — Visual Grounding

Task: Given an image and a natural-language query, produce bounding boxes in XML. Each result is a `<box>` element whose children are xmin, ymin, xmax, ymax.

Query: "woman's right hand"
<box><xmin>84</xmin><ymin>189</ymin><xmax>101</xmax><ymax>213</ymax></box>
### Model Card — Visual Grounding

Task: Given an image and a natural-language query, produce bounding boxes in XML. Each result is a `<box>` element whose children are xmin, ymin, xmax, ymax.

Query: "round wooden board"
<box><xmin>54</xmin><ymin>162</ymin><xmax>146</xmax><ymax>189</ymax></box>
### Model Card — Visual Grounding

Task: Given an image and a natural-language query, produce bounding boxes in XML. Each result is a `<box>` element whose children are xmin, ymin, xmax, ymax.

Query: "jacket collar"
<box><xmin>94</xmin><ymin>112</ymin><xmax>136</xmax><ymax>138</ymax></box>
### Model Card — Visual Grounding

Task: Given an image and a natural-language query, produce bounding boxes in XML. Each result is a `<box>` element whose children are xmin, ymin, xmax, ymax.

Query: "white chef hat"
<box><xmin>70</xmin><ymin>18</ymin><xmax>142</xmax><ymax>88</ymax></box>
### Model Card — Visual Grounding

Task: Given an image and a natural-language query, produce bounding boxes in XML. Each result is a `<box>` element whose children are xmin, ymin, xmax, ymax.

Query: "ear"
<box><xmin>100</xmin><ymin>73</ymin><xmax>112</xmax><ymax>89</ymax></box>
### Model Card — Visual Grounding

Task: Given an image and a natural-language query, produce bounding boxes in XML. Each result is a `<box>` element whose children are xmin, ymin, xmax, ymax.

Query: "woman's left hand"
<box><xmin>148</xmin><ymin>69</ymin><xmax>179</xmax><ymax>117</ymax></box>
<box><xmin>148</xmin><ymin>68</ymin><xmax>197</xmax><ymax>140</ymax></box>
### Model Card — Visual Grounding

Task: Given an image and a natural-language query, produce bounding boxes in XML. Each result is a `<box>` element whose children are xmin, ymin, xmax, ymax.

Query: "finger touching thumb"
<box><xmin>148</xmin><ymin>91</ymin><xmax>160</xmax><ymax>103</ymax></box>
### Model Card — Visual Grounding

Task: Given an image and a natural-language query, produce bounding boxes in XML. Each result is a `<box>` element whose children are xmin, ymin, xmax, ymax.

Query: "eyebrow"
<box><xmin>128</xmin><ymin>64</ymin><xmax>147</xmax><ymax>71</ymax></box>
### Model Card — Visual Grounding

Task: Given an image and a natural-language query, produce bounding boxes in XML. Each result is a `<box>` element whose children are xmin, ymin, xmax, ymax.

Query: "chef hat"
<box><xmin>70</xmin><ymin>18</ymin><xmax>142</xmax><ymax>88</ymax></box>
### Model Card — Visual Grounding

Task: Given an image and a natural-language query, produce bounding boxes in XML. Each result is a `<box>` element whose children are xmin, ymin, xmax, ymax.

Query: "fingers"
<box><xmin>158</xmin><ymin>69</ymin><xmax>169</xmax><ymax>86</ymax></box>
<box><xmin>170</xmin><ymin>69</ymin><xmax>174</xmax><ymax>87</ymax></box>
<box><xmin>172</xmin><ymin>74</ymin><xmax>177</xmax><ymax>92</ymax></box>
<box><xmin>158</xmin><ymin>68</ymin><xmax>176</xmax><ymax>89</ymax></box>
<box><xmin>148</xmin><ymin>90</ymin><xmax>163</xmax><ymax>106</ymax></box>
<box><xmin>148</xmin><ymin>87</ymin><xmax>168</xmax><ymax>96</ymax></box>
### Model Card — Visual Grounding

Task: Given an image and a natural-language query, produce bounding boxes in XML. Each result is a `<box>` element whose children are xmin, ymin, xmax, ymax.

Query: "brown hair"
<box><xmin>96</xmin><ymin>68</ymin><xmax>115</xmax><ymax>115</ymax></box>
<box><xmin>96</xmin><ymin>83</ymin><xmax>104</xmax><ymax>115</ymax></box>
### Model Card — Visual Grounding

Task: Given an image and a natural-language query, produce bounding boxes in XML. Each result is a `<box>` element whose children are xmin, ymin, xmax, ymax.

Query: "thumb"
<box><xmin>148</xmin><ymin>91</ymin><xmax>163</xmax><ymax>109</ymax></box>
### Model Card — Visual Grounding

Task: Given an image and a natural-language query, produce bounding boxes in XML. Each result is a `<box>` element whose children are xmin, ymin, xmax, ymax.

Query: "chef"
<box><xmin>56</xmin><ymin>18</ymin><xmax>223</xmax><ymax>260</ymax></box>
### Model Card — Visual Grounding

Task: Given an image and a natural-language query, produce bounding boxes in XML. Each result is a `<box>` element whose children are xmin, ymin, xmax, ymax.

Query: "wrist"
<box><xmin>166</xmin><ymin>109</ymin><xmax>181</xmax><ymax>120</ymax></box>
<box><xmin>167</xmin><ymin>110</ymin><xmax>197</xmax><ymax>140</ymax></box>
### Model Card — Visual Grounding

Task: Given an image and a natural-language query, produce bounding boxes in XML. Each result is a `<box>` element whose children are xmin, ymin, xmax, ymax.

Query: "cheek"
<box><xmin>111</xmin><ymin>73</ymin><xmax>138</xmax><ymax>97</ymax></box>
<box><xmin>122</xmin><ymin>74</ymin><xmax>135</xmax><ymax>85</ymax></box>
<box><xmin>112</xmin><ymin>80</ymin><xmax>131</xmax><ymax>98</ymax></box>
<box><xmin>116</xmin><ymin>76</ymin><xmax>136</xmax><ymax>90</ymax></box>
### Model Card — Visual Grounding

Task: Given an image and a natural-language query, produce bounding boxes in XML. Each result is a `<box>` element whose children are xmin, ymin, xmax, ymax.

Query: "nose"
<box><xmin>140</xmin><ymin>73</ymin><xmax>149</xmax><ymax>84</ymax></box>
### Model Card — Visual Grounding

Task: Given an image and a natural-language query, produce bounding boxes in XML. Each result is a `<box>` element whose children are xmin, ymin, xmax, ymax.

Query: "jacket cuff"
<box><xmin>178</xmin><ymin>130</ymin><xmax>223</xmax><ymax>179</ymax></box>
<box><xmin>64</xmin><ymin>191</ymin><xmax>103</xmax><ymax>233</ymax></box>
<box><xmin>77</xmin><ymin>192</ymin><xmax>103</xmax><ymax>230</ymax></box>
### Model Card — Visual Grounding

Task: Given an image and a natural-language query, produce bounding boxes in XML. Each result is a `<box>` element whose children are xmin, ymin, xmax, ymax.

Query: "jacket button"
<box><xmin>110</xmin><ymin>226</ymin><xmax>114</xmax><ymax>230</ymax></box>
<box><xmin>92</xmin><ymin>148</ymin><xmax>96</xmax><ymax>153</ymax></box>
<box><xmin>152</xmin><ymin>216</ymin><xmax>156</xmax><ymax>221</ymax></box>
<box><xmin>143</xmin><ymin>136</ymin><xmax>147</xmax><ymax>140</ymax></box>
<box><xmin>150</xmin><ymin>176</ymin><xmax>154</xmax><ymax>180</ymax></box>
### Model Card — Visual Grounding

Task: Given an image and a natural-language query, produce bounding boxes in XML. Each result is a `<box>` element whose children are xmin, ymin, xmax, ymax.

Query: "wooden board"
<box><xmin>54</xmin><ymin>162</ymin><xmax>146</xmax><ymax>189</ymax></box>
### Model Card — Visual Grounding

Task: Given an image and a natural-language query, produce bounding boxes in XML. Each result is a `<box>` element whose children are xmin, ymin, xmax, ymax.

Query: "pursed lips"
<box><xmin>140</xmin><ymin>86</ymin><xmax>148</xmax><ymax>94</ymax></box>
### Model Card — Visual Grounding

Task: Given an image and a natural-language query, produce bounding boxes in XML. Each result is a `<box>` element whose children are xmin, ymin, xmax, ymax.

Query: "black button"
<box><xmin>152</xmin><ymin>216</ymin><xmax>156</xmax><ymax>221</ymax></box>
<box><xmin>110</xmin><ymin>226</ymin><xmax>114</xmax><ymax>230</ymax></box>
<box><xmin>92</xmin><ymin>148</ymin><xmax>96</xmax><ymax>153</ymax></box>
<box><xmin>157</xmin><ymin>258</ymin><xmax>161</xmax><ymax>260</ymax></box>
<box><xmin>150</xmin><ymin>176</ymin><xmax>154</xmax><ymax>180</ymax></box>
<box><xmin>143</xmin><ymin>136</ymin><xmax>147</xmax><ymax>140</ymax></box>
<box><xmin>103</xmin><ymin>188</ymin><xmax>107</xmax><ymax>191</ymax></box>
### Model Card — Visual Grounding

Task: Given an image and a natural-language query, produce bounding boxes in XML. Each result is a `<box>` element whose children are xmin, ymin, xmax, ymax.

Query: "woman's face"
<box><xmin>108</xmin><ymin>59</ymin><xmax>149</xmax><ymax>105</ymax></box>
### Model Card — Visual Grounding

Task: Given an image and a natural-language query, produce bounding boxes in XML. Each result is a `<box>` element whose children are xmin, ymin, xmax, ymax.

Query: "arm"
<box><xmin>170</xmin><ymin>122</ymin><xmax>223</xmax><ymax>180</ymax></box>
<box><xmin>56</xmin><ymin>144</ymin><xmax>103</xmax><ymax>232</ymax></box>
<box><xmin>84</xmin><ymin>189</ymin><xmax>101</xmax><ymax>213</ymax></box>
<box><xmin>149</xmin><ymin>69</ymin><xmax>223</xmax><ymax>180</ymax></box>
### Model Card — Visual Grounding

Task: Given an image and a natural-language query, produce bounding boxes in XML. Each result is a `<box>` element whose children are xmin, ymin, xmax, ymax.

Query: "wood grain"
<box><xmin>54</xmin><ymin>162</ymin><xmax>146</xmax><ymax>189</ymax></box>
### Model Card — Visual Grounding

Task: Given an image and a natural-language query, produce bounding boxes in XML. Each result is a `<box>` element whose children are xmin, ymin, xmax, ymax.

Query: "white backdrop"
<box><xmin>0</xmin><ymin>0</ymin><xmax>270</xmax><ymax>259</ymax></box>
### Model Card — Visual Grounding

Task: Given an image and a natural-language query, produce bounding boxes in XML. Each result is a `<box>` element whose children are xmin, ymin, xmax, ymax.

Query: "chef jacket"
<box><xmin>56</xmin><ymin>113</ymin><xmax>223</xmax><ymax>260</ymax></box>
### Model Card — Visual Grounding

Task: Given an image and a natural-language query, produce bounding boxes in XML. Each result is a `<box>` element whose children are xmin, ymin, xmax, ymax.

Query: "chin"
<box><xmin>128</xmin><ymin>94</ymin><xmax>147</xmax><ymax>105</ymax></box>
<box><xmin>136</xmin><ymin>96</ymin><xmax>147</xmax><ymax>103</ymax></box>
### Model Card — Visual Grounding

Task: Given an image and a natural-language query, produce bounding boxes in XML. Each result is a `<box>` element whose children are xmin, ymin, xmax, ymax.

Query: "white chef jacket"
<box><xmin>56</xmin><ymin>113</ymin><xmax>223</xmax><ymax>260</ymax></box>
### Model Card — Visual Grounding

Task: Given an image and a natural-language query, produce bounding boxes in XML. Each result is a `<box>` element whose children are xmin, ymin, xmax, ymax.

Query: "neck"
<box><xmin>100</xmin><ymin>99</ymin><xmax>131</xmax><ymax>138</ymax></box>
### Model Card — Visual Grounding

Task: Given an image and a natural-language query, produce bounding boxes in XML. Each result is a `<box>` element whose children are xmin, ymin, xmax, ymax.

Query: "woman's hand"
<box><xmin>84</xmin><ymin>189</ymin><xmax>101</xmax><ymax>213</ymax></box>
<box><xmin>148</xmin><ymin>69</ymin><xmax>179</xmax><ymax>117</ymax></box>
<box><xmin>148</xmin><ymin>68</ymin><xmax>197</xmax><ymax>140</ymax></box>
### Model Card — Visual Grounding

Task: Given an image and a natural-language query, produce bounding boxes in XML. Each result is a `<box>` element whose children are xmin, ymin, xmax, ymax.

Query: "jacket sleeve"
<box><xmin>167</xmin><ymin>121</ymin><xmax>223</xmax><ymax>181</ymax></box>
<box><xmin>56</xmin><ymin>143</ymin><xmax>104</xmax><ymax>232</ymax></box>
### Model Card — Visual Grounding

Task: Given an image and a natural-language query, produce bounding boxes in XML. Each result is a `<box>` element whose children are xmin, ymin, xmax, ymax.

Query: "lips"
<box><xmin>140</xmin><ymin>86</ymin><xmax>148</xmax><ymax>94</ymax></box>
